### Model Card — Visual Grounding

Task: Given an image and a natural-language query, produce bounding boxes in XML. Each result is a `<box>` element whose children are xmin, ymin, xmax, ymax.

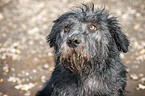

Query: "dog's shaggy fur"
<box><xmin>36</xmin><ymin>3</ymin><xmax>129</xmax><ymax>96</ymax></box>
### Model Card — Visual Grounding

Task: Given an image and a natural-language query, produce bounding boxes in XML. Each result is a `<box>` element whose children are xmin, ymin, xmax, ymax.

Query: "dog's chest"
<box><xmin>82</xmin><ymin>75</ymin><xmax>108</xmax><ymax>94</ymax></box>
<box><xmin>84</xmin><ymin>76</ymin><xmax>99</xmax><ymax>90</ymax></box>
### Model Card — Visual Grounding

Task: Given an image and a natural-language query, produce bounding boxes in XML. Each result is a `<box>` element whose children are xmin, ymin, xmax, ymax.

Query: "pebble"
<box><xmin>0</xmin><ymin>92</ymin><xmax>2</xmax><ymax>96</ymax></box>
<box><xmin>136</xmin><ymin>55</ymin><xmax>145</xmax><ymax>62</ymax></box>
<box><xmin>8</xmin><ymin>76</ymin><xmax>22</xmax><ymax>84</ymax></box>
<box><xmin>2</xmin><ymin>33</ymin><xmax>6</xmax><ymax>37</ymax></box>
<box><xmin>28</xmin><ymin>41</ymin><xmax>34</xmax><ymax>45</ymax></box>
<box><xmin>140</xmin><ymin>77</ymin><xmax>145</xmax><ymax>84</ymax></box>
<box><xmin>137</xmin><ymin>84</ymin><xmax>145</xmax><ymax>90</ymax></box>
<box><xmin>49</xmin><ymin>67</ymin><xmax>54</xmax><ymax>71</ymax></box>
<box><xmin>11</xmin><ymin>68</ymin><xmax>15</xmax><ymax>71</ymax></box>
<box><xmin>41</xmin><ymin>76</ymin><xmax>46</xmax><ymax>83</ymax></box>
<box><xmin>124</xmin><ymin>60</ymin><xmax>131</xmax><ymax>64</ymax></box>
<box><xmin>133</xmin><ymin>24</ymin><xmax>140</xmax><ymax>30</ymax></box>
<box><xmin>28</xmin><ymin>27</ymin><xmax>39</xmax><ymax>35</ymax></box>
<box><xmin>130</xmin><ymin>74</ymin><xmax>139</xmax><ymax>80</ymax></box>
<box><xmin>136</xmin><ymin>13</ymin><xmax>141</xmax><ymax>17</ymax></box>
<box><xmin>126</xmin><ymin>68</ymin><xmax>130</xmax><ymax>72</ymax></box>
<box><xmin>122</xmin><ymin>14</ymin><xmax>129</xmax><ymax>20</ymax></box>
<box><xmin>139</xmin><ymin>74</ymin><xmax>144</xmax><ymax>77</ymax></box>
<box><xmin>0</xmin><ymin>13</ymin><xmax>4</xmax><ymax>21</ymax></box>
<box><xmin>12</xmin><ymin>54</ymin><xmax>19</xmax><ymax>61</ymax></box>
<box><xmin>48</xmin><ymin>52</ymin><xmax>53</xmax><ymax>56</ymax></box>
<box><xmin>130</xmin><ymin>10</ymin><xmax>136</xmax><ymax>14</ymax></box>
<box><xmin>29</xmin><ymin>76</ymin><xmax>33</xmax><ymax>80</ymax></box>
<box><xmin>15</xmin><ymin>83</ymin><xmax>37</xmax><ymax>91</ymax></box>
<box><xmin>32</xmin><ymin>69</ymin><xmax>37</xmax><ymax>73</ymax></box>
<box><xmin>140</xmin><ymin>49</ymin><xmax>145</xmax><ymax>55</ymax></box>
<box><xmin>0</xmin><ymin>79</ymin><xmax>4</xmax><ymax>82</ymax></box>
<box><xmin>11</xmin><ymin>48</ymin><xmax>16</xmax><ymax>53</ymax></box>
<box><xmin>1</xmin><ymin>55</ymin><xmax>6</xmax><ymax>60</ymax></box>
<box><xmin>132</xmin><ymin>65</ymin><xmax>139</xmax><ymax>69</ymax></box>
<box><xmin>13</xmin><ymin>42</ymin><xmax>19</xmax><ymax>47</ymax></box>
<box><xmin>3</xmin><ymin>64</ymin><xmax>10</xmax><ymax>73</ymax></box>
<box><xmin>24</xmin><ymin>91</ymin><xmax>31</xmax><ymax>96</ymax></box>
<box><xmin>120</xmin><ymin>53</ymin><xmax>124</xmax><ymax>59</ymax></box>
<box><xmin>3</xmin><ymin>95</ymin><xmax>8</xmax><ymax>96</ymax></box>
<box><xmin>16</xmin><ymin>49</ymin><xmax>21</xmax><ymax>54</ymax></box>
<box><xmin>25</xmin><ymin>72</ymin><xmax>30</xmax><ymax>76</ymax></box>
<box><xmin>43</xmin><ymin>64</ymin><xmax>49</xmax><ymax>69</ymax></box>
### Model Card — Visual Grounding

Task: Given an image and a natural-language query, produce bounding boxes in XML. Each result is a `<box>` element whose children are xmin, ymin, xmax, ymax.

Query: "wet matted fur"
<box><xmin>36</xmin><ymin>3</ymin><xmax>129</xmax><ymax>96</ymax></box>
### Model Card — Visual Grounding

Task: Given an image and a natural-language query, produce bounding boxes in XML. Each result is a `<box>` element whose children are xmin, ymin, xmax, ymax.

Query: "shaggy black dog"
<box><xmin>36</xmin><ymin>3</ymin><xmax>129</xmax><ymax>96</ymax></box>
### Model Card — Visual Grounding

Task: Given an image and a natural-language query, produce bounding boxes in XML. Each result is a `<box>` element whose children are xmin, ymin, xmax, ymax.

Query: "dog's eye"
<box><xmin>89</xmin><ymin>25</ymin><xmax>96</xmax><ymax>31</ymax></box>
<box><xmin>64</xmin><ymin>26</ymin><xmax>69</xmax><ymax>32</ymax></box>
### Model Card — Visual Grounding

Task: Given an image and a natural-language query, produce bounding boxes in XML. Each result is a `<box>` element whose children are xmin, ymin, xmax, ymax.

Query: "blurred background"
<box><xmin>0</xmin><ymin>0</ymin><xmax>145</xmax><ymax>96</ymax></box>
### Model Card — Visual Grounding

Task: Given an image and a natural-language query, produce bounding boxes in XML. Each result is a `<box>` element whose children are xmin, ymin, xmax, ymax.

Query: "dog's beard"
<box><xmin>56</xmin><ymin>44</ymin><xmax>94</xmax><ymax>75</ymax></box>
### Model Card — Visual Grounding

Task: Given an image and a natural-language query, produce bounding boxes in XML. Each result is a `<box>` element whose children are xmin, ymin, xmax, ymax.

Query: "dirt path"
<box><xmin>0</xmin><ymin>0</ymin><xmax>145</xmax><ymax>96</ymax></box>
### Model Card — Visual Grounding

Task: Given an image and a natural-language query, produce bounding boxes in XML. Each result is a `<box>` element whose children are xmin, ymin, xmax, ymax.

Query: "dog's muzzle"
<box><xmin>67</xmin><ymin>36</ymin><xmax>81</xmax><ymax>48</ymax></box>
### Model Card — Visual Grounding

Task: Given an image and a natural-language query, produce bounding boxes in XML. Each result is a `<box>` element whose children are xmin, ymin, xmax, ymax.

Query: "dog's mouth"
<box><xmin>56</xmin><ymin>46</ymin><xmax>94</xmax><ymax>75</ymax></box>
<box><xmin>63</xmin><ymin>46</ymin><xmax>88</xmax><ymax>59</ymax></box>
<box><xmin>61</xmin><ymin>48</ymin><xmax>84</xmax><ymax>59</ymax></box>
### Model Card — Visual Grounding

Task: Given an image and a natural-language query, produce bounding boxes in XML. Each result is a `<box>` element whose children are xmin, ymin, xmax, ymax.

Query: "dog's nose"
<box><xmin>67</xmin><ymin>37</ymin><xmax>81</xmax><ymax>48</ymax></box>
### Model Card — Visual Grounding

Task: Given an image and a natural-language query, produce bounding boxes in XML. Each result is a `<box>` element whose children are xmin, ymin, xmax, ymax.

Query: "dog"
<box><xmin>36</xmin><ymin>3</ymin><xmax>129</xmax><ymax>96</ymax></box>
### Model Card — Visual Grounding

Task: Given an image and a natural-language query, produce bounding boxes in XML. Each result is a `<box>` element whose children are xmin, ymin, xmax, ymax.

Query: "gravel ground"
<box><xmin>0</xmin><ymin>0</ymin><xmax>145</xmax><ymax>96</ymax></box>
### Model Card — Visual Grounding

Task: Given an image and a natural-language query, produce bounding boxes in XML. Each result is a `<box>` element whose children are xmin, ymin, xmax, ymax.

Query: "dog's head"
<box><xmin>47</xmin><ymin>3</ymin><xmax>129</xmax><ymax>61</ymax></box>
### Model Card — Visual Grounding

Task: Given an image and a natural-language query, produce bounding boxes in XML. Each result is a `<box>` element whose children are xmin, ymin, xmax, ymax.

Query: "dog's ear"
<box><xmin>46</xmin><ymin>25</ymin><xmax>58</xmax><ymax>48</ymax></box>
<box><xmin>47</xmin><ymin>33</ymin><xmax>55</xmax><ymax>48</ymax></box>
<box><xmin>107</xmin><ymin>17</ymin><xmax>129</xmax><ymax>53</ymax></box>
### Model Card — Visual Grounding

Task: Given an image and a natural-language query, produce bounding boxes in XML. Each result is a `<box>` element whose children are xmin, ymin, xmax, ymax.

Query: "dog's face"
<box><xmin>47</xmin><ymin>4</ymin><xmax>129</xmax><ymax>62</ymax></box>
